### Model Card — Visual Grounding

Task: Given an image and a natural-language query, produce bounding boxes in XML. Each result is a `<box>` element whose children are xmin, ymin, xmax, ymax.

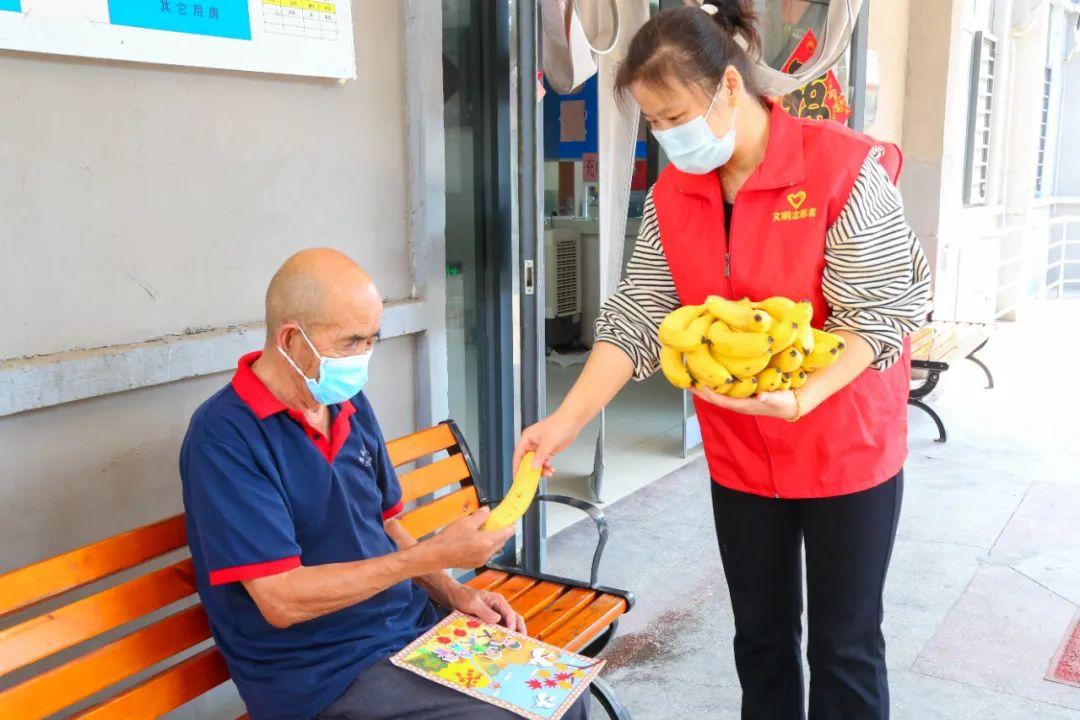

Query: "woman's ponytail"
<box><xmin>701</xmin><ymin>0</ymin><xmax>761</xmax><ymax>56</ymax></box>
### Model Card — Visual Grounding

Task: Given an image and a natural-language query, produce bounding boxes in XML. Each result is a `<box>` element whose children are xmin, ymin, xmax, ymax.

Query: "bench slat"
<box><xmin>397</xmin><ymin>486</ymin><xmax>480</xmax><ymax>539</ymax></box>
<box><xmin>489</xmin><ymin>575</ymin><xmax>538</xmax><ymax>603</ymax></box>
<box><xmin>910</xmin><ymin>329</ymin><xmax>936</xmax><ymax>358</ymax></box>
<box><xmin>399</xmin><ymin>454</ymin><xmax>473</xmax><ymax>504</ymax></box>
<box><xmin>509</xmin><ymin>581</ymin><xmax>565</xmax><ymax>620</ymax></box>
<box><xmin>386</xmin><ymin>424</ymin><xmax>457</xmax><ymax>468</ymax></box>
<box><xmin>72</xmin><ymin>647</ymin><xmax>231</xmax><ymax>720</ymax></box>
<box><xmin>0</xmin><ymin>515</ymin><xmax>186</xmax><ymax>618</ymax></box>
<box><xmin>0</xmin><ymin>605</ymin><xmax>211</xmax><ymax>719</ymax></box>
<box><xmin>528</xmin><ymin>588</ymin><xmax>598</xmax><ymax>640</ymax></box>
<box><xmin>544</xmin><ymin>594</ymin><xmax>629</xmax><ymax>653</ymax></box>
<box><xmin>466</xmin><ymin>569</ymin><xmax>509</xmax><ymax>592</ymax></box>
<box><xmin>910</xmin><ymin>327</ymin><xmax>933</xmax><ymax>344</ymax></box>
<box><xmin>0</xmin><ymin>559</ymin><xmax>196</xmax><ymax>677</ymax></box>
<box><xmin>914</xmin><ymin>321</ymin><xmax>993</xmax><ymax>366</ymax></box>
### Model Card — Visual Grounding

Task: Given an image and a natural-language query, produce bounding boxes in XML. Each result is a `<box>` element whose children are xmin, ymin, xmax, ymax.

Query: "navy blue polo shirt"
<box><xmin>179</xmin><ymin>352</ymin><xmax>441</xmax><ymax>720</ymax></box>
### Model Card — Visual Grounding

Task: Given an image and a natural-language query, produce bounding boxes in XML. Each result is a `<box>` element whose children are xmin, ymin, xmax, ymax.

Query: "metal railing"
<box><xmin>985</xmin><ymin>211</ymin><xmax>1080</xmax><ymax>321</ymax></box>
<box><xmin>1044</xmin><ymin>215</ymin><xmax>1080</xmax><ymax>300</ymax></box>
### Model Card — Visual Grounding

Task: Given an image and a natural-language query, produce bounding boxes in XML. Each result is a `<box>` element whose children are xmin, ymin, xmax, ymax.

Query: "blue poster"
<box><xmin>543</xmin><ymin>75</ymin><xmax>647</xmax><ymax>161</ymax></box>
<box><xmin>108</xmin><ymin>0</ymin><xmax>251</xmax><ymax>40</ymax></box>
<box><xmin>0</xmin><ymin>0</ymin><xmax>21</xmax><ymax>13</ymax></box>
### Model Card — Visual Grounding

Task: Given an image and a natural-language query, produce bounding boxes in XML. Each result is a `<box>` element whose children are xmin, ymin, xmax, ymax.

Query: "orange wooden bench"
<box><xmin>909</xmin><ymin>320</ymin><xmax>994</xmax><ymax>443</ymax></box>
<box><xmin>0</xmin><ymin>420</ymin><xmax>633</xmax><ymax>719</ymax></box>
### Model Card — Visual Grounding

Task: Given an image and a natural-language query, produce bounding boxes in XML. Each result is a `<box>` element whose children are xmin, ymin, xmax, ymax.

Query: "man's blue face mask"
<box><xmin>279</xmin><ymin>325</ymin><xmax>372</xmax><ymax>406</ymax></box>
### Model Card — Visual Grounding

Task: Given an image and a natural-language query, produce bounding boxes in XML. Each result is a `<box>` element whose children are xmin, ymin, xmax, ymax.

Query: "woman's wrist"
<box><xmin>554</xmin><ymin>400</ymin><xmax>592</xmax><ymax>436</ymax></box>
<box><xmin>787</xmin><ymin>389</ymin><xmax>804</xmax><ymax>422</ymax></box>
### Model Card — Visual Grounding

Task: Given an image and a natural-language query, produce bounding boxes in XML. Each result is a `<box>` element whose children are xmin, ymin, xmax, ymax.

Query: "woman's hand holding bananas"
<box><xmin>657</xmin><ymin>296</ymin><xmax>848</xmax><ymax>421</ymax></box>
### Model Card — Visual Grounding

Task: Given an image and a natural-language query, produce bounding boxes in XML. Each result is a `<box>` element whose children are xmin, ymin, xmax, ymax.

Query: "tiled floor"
<box><xmin>546</xmin><ymin>300</ymin><xmax>1080</xmax><ymax>718</ymax></box>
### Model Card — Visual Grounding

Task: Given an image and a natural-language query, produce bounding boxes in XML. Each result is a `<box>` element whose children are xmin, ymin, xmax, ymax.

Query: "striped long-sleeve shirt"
<box><xmin>594</xmin><ymin>149</ymin><xmax>933</xmax><ymax>378</ymax></box>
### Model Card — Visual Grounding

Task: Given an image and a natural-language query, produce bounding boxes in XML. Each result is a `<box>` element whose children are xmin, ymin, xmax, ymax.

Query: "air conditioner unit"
<box><xmin>543</xmin><ymin>228</ymin><xmax>582</xmax><ymax>349</ymax></box>
<box><xmin>544</xmin><ymin>229</ymin><xmax>582</xmax><ymax>319</ymax></box>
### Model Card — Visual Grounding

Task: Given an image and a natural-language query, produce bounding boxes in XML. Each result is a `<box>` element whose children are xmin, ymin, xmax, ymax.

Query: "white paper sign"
<box><xmin>0</xmin><ymin>0</ymin><xmax>356</xmax><ymax>79</ymax></box>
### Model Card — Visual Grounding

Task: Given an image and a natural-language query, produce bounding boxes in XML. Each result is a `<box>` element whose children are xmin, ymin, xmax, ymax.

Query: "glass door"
<box><xmin>443</xmin><ymin>0</ymin><xmax>515</xmax><ymax>545</ymax></box>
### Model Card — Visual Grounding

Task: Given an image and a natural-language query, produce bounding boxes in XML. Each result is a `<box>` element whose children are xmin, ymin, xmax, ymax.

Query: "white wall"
<box><xmin>0</xmin><ymin>4</ymin><xmax>412</xmax><ymax>361</ymax></box>
<box><xmin>896</xmin><ymin>0</ymin><xmax>1065</xmax><ymax>322</ymax></box>
<box><xmin>1054</xmin><ymin>10</ymin><xmax>1080</xmax><ymax>196</ymax></box>
<box><xmin>0</xmin><ymin>1</ymin><xmax>423</xmax><ymax>564</ymax></box>
<box><xmin>866</xmin><ymin>0</ymin><xmax>911</xmax><ymax>144</ymax></box>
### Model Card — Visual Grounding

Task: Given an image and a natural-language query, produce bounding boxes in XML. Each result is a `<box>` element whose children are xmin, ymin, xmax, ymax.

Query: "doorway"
<box><xmin>442</xmin><ymin>0</ymin><xmax>515</xmax><ymax>543</ymax></box>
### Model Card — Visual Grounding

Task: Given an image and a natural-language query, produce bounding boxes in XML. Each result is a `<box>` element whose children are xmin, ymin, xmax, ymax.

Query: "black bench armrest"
<box><xmin>533</xmin><ymin>494</ymin><xmax>609</xmax><ymax>589</ymax></box>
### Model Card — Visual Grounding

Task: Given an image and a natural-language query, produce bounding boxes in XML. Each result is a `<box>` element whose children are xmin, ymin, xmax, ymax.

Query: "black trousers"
<box><xmin>711</xmin><ymin>472</ymin><xmax>903</xmax><ymax>720</ymax></box>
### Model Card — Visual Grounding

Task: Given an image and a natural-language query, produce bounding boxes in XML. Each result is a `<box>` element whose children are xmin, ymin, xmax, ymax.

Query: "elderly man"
<box><xmin>181</xmin><ymin>249</ymin><xmax>588</xmax><ymax>720</ymax></box>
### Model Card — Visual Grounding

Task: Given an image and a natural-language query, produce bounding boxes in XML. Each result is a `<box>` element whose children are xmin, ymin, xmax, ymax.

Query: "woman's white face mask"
<box><xmin>652</xmin><ymin>85</ymin><xmax>737</xmax><ymax>175</ymax></box>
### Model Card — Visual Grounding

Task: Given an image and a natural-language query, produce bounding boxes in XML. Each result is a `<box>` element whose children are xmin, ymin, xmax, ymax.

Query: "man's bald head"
<box><xmin>265</xmin><ymin>249</ymin><xmax>381</xmax><ymax>340</ymax></box>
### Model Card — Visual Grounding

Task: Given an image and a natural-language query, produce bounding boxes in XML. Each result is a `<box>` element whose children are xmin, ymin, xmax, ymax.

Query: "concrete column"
<box><xmin>899</xmin><ymin>0</ymin><xmax>964</xmax><ymax>317</ymax></box>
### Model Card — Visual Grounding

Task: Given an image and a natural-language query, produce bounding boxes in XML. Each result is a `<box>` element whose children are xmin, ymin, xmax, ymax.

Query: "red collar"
<box><xmin>671</xmin><ymin>101</ymin><xmax>807</xmax><ymax>199</ymax></box>
<box><xmin>232</xmin><ymin>351</ymin><xmax>290</xmax><ymax>420</ymax></box>
<box><xmin>231</xmin><ymin>352</ymin><xmax>357</xmax><ymax>462</ymax></box>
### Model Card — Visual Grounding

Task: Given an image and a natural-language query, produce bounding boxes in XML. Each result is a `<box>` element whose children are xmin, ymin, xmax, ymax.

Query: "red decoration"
<box><xmin>778</xmin><ymin>29</ymin><xmax>851</xmax><ymax>123</ymax></box>
<box><xmin>631</xmin><ymin>159</ymin><xmax>648</xmax><ymax>191</ymax></box>
<box><xmin>582</xmin><ymin>152</ymin><xmax>599</xmax><ymax>183</ymax></box>
<box><xmin>453</xmin><ymin>629</ymin><xmax>467</xmax><ymax>637</ymax></box>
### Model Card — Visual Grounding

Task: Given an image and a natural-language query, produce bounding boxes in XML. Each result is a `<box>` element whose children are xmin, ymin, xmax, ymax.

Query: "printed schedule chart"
<box><xmin>0</xmin><ymin>0</ymin><xmax>356</xmax><ymax>79</ymax></box>
<box><xmin>262</xmin><ymin>0</ymin><xmax>336</xmax><ymax>40</ymax></box>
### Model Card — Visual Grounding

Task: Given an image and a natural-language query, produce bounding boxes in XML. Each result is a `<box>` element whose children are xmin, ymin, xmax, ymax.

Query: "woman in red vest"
<box><xmin>515</xmin><ymin>2</ymin><xmax>931</xmax><ymax>718</ymax></box>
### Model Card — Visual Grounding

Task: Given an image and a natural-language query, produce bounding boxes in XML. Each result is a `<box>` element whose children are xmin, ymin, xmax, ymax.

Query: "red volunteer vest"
<box><xmin>653</xmin><ymin>102</ymin><xmax>910</xmax><ymax>499</ymax></box>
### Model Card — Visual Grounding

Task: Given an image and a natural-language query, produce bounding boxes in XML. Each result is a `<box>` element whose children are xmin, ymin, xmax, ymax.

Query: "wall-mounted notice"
<box><xmin>0</xmin><ymin>0</ymin><xmax>355</xmax><ymax>78</ymax></box>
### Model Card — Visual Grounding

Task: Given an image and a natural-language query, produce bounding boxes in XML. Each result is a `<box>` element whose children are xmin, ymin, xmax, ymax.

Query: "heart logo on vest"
<box><xmin>787</xmin><ymin>191</ymin><xmax>807</xmax><ymax>210</ymax></box>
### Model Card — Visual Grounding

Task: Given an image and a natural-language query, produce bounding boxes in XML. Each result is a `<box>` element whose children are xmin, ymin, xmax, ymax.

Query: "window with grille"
<box><xmin>1036</xmin><ymin>66</ymin><xmax>1053</xmax><ymax>196</ymax></box>
<box><xmin>963</xmin><ymin>31</ymin><xmax>997</xmax><ymax>206</ymax></box>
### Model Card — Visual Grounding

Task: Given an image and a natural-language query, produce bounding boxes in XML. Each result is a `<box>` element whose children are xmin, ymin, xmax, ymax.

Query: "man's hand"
<box><xmin>424</xmin><ymin>507</ymin><xmax>515</xmax><ymax>569</ymax></box>
<box><xmin>447</xmin><ymin>584</ymin><xmax>528</xmax><ymax>634</ymax></box>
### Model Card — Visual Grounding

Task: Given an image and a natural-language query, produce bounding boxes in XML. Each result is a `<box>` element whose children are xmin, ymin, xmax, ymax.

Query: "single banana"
<box><xmin>756</xmin><ymin>367</ymin><xmax>785</xmax><ymax>393</ymax></box>
<box><xmin>483</xmin><ymin>452</ymin><xmax>543</xmax><ymax>530</ymax></box>
<box><xmin>668</xmin><ymin>314</ymin><xmax>712</xmax><ymax>353</ymax></box>
<box><xmin>770</xmin><ymin>319</ymin><xmax>799</xmax><ymax>352</ymax></box>
<box><xmin>705</xmin><ymin>322</ymin><xmax>773</xmax><ymax>358</ymax></box>
<box><xmin>769</xmin><ymin>346</ymin><xmax>804</xmax><ymax>374</ymax></box>
<box><xmin>710</xmin><ymin>347</ymin><xmax>772</xmax><ymax>378</ymax></box>
<box><xmin>790</xmin><ymin>369</ymin><xmax>809</xmax><ymax>389</ymax></box>
<box><xmin>803</xmin><ymin>345</ymin><xmax>843</xmax><ymax>371</ymax></box>
<box><xmin>778</xmin><ymin>373</ymin><xmax>793</xmax><ymax>391</ymax></box>
<box><xmin>660</xmin><ymin>347</ymin><xmax>692</xmax><ymax>389</ymax></box>
<box><xmin>727</xmin><ymin>376</ymin><xmax>758</xmax><ymax>399</ymax></box>
<box><xmin>797</xmin><ymin>323</ymin><xmax>815</xmax><ymax>356</ymax></box>
<box><xmin>789</xmin><ymin>301</ymin><xmax>814</xmax><ymax>328</ymax></box>
<box><xmin>751</xmin><ymin>296</ymin><xmax>796</xmax><ymax>320</ymax></box>
<box><xmin>685</xmin><ymin>345</ymin><xmax>735</xmax><ymax>389</ymax></box>
<box><xmin>771</xmin><ymin>302</ymin><xmax>813</xmax><ymax>352</ymax></box>
<box><xmin>811</xmin><ymin>328</ymin><xmax>846</xmax><ymax>353</ymax></box>
<box><xmin>658</xmin><ymin>305</ymin><xmax>707</xmax><ymax>351</ymax></box>
<box><xmin>705</xmin><ymin>296</ymin><xmax>774</xmax><ymax>333</ymax></box>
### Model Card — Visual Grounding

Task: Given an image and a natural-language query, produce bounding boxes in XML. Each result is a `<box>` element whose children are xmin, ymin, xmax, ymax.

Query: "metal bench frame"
<box><xmin>909</xmin><ymin>328</ymin><xmax>994</xmax><ymax>443</ymax></box>
<box><xmin>452</xmin><ymin>420</ymin><xmax>634</xmax><ymax>719</ymax></box>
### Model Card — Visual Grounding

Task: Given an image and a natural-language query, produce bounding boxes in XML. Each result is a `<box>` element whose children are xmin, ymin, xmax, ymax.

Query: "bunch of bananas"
<box><xmin>658</xmin><ymin>296</ymin><xmax>845</xmax><ymax>397</ymax></box>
